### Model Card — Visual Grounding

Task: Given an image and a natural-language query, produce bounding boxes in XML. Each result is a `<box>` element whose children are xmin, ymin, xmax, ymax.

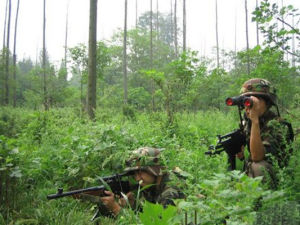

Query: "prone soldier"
<box><xmin>100</xmin><ymin>146</ymin><xmax>185</xmax><ymax>216</ymax></box>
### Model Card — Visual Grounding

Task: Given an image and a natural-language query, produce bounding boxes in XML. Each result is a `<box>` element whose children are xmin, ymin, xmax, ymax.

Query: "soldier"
<box><xmin>100</xmin><ymin>147</ymin><xmax>185</xmax><ymax>216</ymax></box>
<box><xmin>237</xmin><ymin>78</ymin><xmax>293</xmax><ymax>185</ymax></box>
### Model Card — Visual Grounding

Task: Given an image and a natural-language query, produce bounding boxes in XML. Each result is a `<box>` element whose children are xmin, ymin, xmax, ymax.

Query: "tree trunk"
<box><xmin>156</xmin><ymin>0</ymin><xmax>159</xmax><ymax>40</ymax></box>
<box><xmin>183</xmin><ymin>0</ymin><xmax>186</xmax><ymax>52</ymax></box>
<box><xmin>255</xmin><ymin>0</ymin><xmax>259</xmax><ymax>46</ymax></box>
<box><xmin>2</xmin><ymin>0</ymin><xmax>8</xmax><ymax>49</ymax></box>
<box><xmin>170</xmin><ymin>0</ymin><xmax>173</xmax><ymax>49</ymax></box>
<box><xmin>1</xmin><ymin>0</ymin><xmax>8</xmax><ymax>105</ymax></box>
<box><xmin>64</xmin><ymin>3</ymin><xmax>69</xmax><ymax>81</ymax></box>
<box><xmin>135</xmin><ymin>0</ymin><xmax>138</xmax><ymax>29</ymax></box>
<box><xmin>245</xmin><ymin>0</ymin><xmax>250</xmax><ymax>75</ymax></box>
<box><xmin>292</xmin><ymin>15</ymin><xmax>295</xmax><ymax>67</ymax></box>
<box><xmin>150</xmin><ymin>0</ymin><xmax>154</xmax><ymax>110</ymax></box>
<box><xmin>215</xmin><ymin>0</ymin><xmax>220</xmax><ymax>69</ymax></box>
<box><xmin>123</xmin><ymin>0</ymin><xmax>128</xmax><ymax>104</ymax></box>
<box><xmin>174</xmin><ymin>0</ymin><xmax>178</xmax><ymax>57</ymax></box>
<box><xmin>150</xmin><ymin>0</ymin><xmax>153</xmax><ymax>68</ymax></box>
<box><xmin>234</xmin><ymin>7</ymin><xmax>237</xmax><ymax>70</ymax></box>
<box><xmin>87</xmin><ymin>0</ymin><xmax>97</xmax><ymax>120</ymax></box>
<box><xmin>4</xmin><ymin>0</ymin><xmax>11</xmax><ymax>105</ymax></box>
<box><xmin>43</xmin><ymin>0</ymin><xmax>48</xmax><ymax>110</ymax></box>
<box><xmin>13</xmin><ymin>0</ymin><xmax>20</xmax><ymax>107</ymax></box>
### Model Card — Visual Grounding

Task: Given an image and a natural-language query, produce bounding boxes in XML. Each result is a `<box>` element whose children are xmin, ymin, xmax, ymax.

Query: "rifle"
<box><xmin>205</xmin><ymin>129</ymin><xmax>246</xmax><ymax>170</ymax></box>
<box><xmin>47</xmin><ymin>170</ymin><xmax>138</xmax><ymax>220</ymax></box>
<box><xmin>205</xmin><ymin>96</ymin><xmax>248</xmax><ymax>170</ymax></box>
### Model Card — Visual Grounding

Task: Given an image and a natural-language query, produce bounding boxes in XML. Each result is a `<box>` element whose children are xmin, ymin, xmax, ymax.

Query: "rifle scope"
<box><xmin>225</xmin><ymin>96</ymin><xmax>253</xmax><ymax>108</ymax></box>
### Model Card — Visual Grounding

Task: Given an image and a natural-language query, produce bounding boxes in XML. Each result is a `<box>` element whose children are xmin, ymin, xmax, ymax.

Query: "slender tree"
<box><xmin>13</xmin><ymin>0</ymin><xmax>20</xmax><ymax>107</ymax></box>
<box><xmin>292</xmin><ymin>15</ymin><xmax>295</xmax><ymax>67</ymax></box>
<box><xmin>2</xmin><ymin>0</ymin><xmax>8</xmax><ymax>49</ymax></box>
<box><xmin>135</xmin><ymin>0</ymin><xmax>138</xmax><ymax>28</ymax></box>
<box><xmin>87</xmin><ymin>0</ymin><xmax>97</xmax><ymax>119</ymax></box>
<box><xmin>123</xmin><ymin>0</ymin><xmax>128</xmax><ymax>104</ymax></box>
<box><xmin>1</xmin><ymin>0</ymin><xmax>8</xmax><ymax>105</ymax></box>
<box><xmin>215</xmin><ymin>0</ymin><xmax>220</xmax><ymax>69</ymax></box>
<box><xmin>156</xmin><ymin>0</ymin><xmax>159</xmax><ymax>40</ymax></box>
<box><xmin>256</xmin><ymin>0</ymin><xmax>260</xmax><ymax>46</ymax></box>
<box><xmin>170</xmin><ymin>0</ymin><xmax>173</xmax><ymax>49</ymax></box>
<box><xmin>43</xmin><ymin>0</ymin><xmax>48</xmax><ymax>110</ymax></box>
<box><xmin>234</xmin><ymin>6</ymin><xmax>237</xmax><ymax>70</ymax></box>
<box><xmin>245</xmin><ymin>0</ymin><xmax>250</xmax><ymax>75</ymax></box>
<box><xmin>183</xmin><ymin>0</ymin><xmax>186</xmax><ymax>52</ymax></box>
<box><xmin>150</xmin><ymin>0</ymin><xmax>154</xmax><ymax>110</ymax></box>
<box><xmin>64</xmin><ymin>2</ymin><xmax>69</xmax><ymax>81</ymax></box>
<box><xmin>174</xmin><ymin>0</ymin><xmax>178</xmax><ymax>57</ymax></box>
<box><xmin>150</xmin><ymin>0</ymin><xmax>153</xmax><ymax>68</ymax></box>
<box><xmin>4</xmin><ymin>0</ymin><xmax>12</xmax><ymax>105</ymax></box>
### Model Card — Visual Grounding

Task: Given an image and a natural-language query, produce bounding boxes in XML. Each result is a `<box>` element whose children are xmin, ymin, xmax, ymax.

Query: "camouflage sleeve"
<box><xmin>261</xmin><ymin>119</ymin><xmax>289</xmax><ymax>165</ymax></box>
<box><xmin>156</xmin><ymin>186</ymin><xmax>185</xmax><ymax>208</ymax></box>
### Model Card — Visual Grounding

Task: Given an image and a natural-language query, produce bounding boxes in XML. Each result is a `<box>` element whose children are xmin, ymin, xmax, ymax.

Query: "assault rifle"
<box><xmin>205</xmin><ymin>96</ymin><xmax>249</xmax><ymax>170</ymax></box>
<box><xmin>205</xmin><ymin>129</ymin><xmax>246</xmax><ymax>170</ymax></box>
<box><xmin>47</xmin><ymin>170</ymin><xmax>138</xmax><ymax>220</ymax></box>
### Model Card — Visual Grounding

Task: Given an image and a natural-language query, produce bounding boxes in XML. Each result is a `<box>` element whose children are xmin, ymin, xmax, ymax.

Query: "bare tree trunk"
<box><xmin>123</xmin><ymin>0</ymin><xmax>128</xmax><ymax>105</ymax></box>
<box><xmin>2</xmin><ymin>0</ymin><xmax>8</xmax><ymax>49</ymax></box>
<box><xmin>174</xmin><ymin>0</ymin><xmax>178</xmax><ymax>57</ymax></box>
<box><xmin>87</xmin><ymin>0</ymin><xmax>97</xmax><ymax>120</ymax></box>
<box><xmin>215</xmin><ymin>0</ymin><xmax>220</xmax><ymax>69</ymax></box>
<box><xmin>64</xmin><ymin>2</ymin><xmax>69</xmax><ymax>81</ymax></box>
<box><xmin>135</xmin><ymin>0</ymin><xmax>138</xmax><ymax>29</ymax></box>
<box><xmin>150</xmin><ymin>0</ymin><xmax>153</xmax><ymax>68</ymax></box>
<box><xmin>292</xmin><ymin>15</ymin><xmax>295</xmax><ymax>67</ymax></box>
<box><xmin>256</xmin><ymin>0</ymin><xmax>259</xmax><ymax>46</ymax></box>
<box><xmin>183</xmin><ymin>0</ymin><xmax>186</xmax><ymax>52</ymax></box>
<box><xmin>4</xmin><ymin>0</ymin><xmax>12</xmax><ymax>105</ymax></box>
<box><xmin>13</xmin><ymin>0</ymin><xmax>20</xmax><ymax>107</ymax></box>
<box><xmin>1</xmin><ymin>0</ymin><xmax>8</xmax><ymax>105</ymax></box>
<box><xmin>150</xmin><ymin>0</ymin><xmax>154</xmax><ymax>110</ymax></box>
<box><xmin>156</xmin><ymin>0</ymin><xmax>159</xmax><ymax>40</ymax></box>
<box><xmin>170</xmin><ymin>0</ymin><xmax>173</xmax><ymax>48</ymax></box>
<box><xmin>245</xmin><ymin>0</ymin><xmax>250</xmax><ymax>75</ymax></box>
<box><xmin>234</xmin><ymin>6</ymin><xmax>237</xmax><ymax>70</ymax></box>
<box><xmin>43</xmin><ymin>0</ymin><xmax>48</xmax><ymax>110</ymax></box>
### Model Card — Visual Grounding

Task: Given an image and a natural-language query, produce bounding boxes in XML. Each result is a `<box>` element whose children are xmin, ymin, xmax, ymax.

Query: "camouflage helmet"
<box><xmin>125</xmin><ymin>147</ymin><xmax>165</xmax><ymax>176</ymax></box>
<box><xmin>240</xmin><ymin>78</ymin><xmax>277</xmax><ymax>105</ymax></box>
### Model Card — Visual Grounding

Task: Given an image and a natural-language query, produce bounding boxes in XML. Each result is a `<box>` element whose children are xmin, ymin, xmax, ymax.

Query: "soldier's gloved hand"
<box><xmin>119</xmin><ymin>192</ymin><xmax>135</xmax><ymax>208</ymax></box>
<box><xmin>100</xmin><ymin>190</ymin><xmax>121</xmax><ymax>215</ymax></box>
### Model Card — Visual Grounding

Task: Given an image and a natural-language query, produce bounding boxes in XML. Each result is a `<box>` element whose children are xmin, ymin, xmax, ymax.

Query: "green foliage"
<box><xmin>139</xmin><ymin>201</ymin><xmax>177</xmax><ymax>225</ymax></box>
<box><xmin>0</xmin><ymin>3</ymin><xmax>299</xmax><ymax>224</ymax></box>
<box><xmin>252</xmin><ymin>0</ymin><xmax>300</xmax><ymax>56</ymax></box>
<box><xmin>0</xmin><ymin>107</ymin><xmax>299</xmax><ymax>224</ymax></box>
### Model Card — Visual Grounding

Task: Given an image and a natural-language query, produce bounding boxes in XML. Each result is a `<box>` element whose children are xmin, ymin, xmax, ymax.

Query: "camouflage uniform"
<box><xmin>125</xmin><ymin>147</ymin><xmax>185</xmax><ymax>207</ymax></box>
<box><xmin>240</xmin><ymin>79</ymin><xmax>293</xmax><ymax>184</ymax></box>
<box><xmin>243</xmin><ymin>110</ymin><xmax>291</xmax><ymax>184</ymax></box>
<box><xmin>140</xmin><ymin>174</ymin><xmax>185</xmax><ymax>207</ymax></box>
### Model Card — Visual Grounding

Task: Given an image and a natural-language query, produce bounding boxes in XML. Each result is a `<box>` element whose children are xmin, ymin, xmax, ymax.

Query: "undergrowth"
<box><xmin>0</xmin><ymin>107</ymin><xmax>299</xmax><ymax>225</ymax></box>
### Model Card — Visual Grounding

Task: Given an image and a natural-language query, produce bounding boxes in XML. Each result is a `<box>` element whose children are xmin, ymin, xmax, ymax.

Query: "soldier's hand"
<box><xmin>119</xmin><ymin>192</ymin><xmax>135</xmax><ymax>208</ymax></box>
<box><xmin>100</xmin><ymin>191</ymin><xmax>121</xmax><ymax>215</ymax></box>
<box><xmin>245</xmin><ymin>96</ymin><xmax>265</xmax><ymax>123</ymax></box>
<box><xmin>236</xmin><ymin>145</ymin><xmax>245</xmax><ymax>160</ymax></box>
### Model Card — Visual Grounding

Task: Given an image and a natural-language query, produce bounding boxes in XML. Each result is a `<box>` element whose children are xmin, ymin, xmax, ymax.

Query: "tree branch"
<box><xmin>276</xmin><ymin>17</ymin><xmax>300</xmax><ymax>35</ymax></box>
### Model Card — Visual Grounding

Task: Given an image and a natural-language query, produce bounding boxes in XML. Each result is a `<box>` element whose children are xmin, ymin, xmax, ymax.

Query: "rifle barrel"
<box><xmin>47</xmin><ymin>186</ymin><xmax>104</xmax><ymax>200</ymax></box>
